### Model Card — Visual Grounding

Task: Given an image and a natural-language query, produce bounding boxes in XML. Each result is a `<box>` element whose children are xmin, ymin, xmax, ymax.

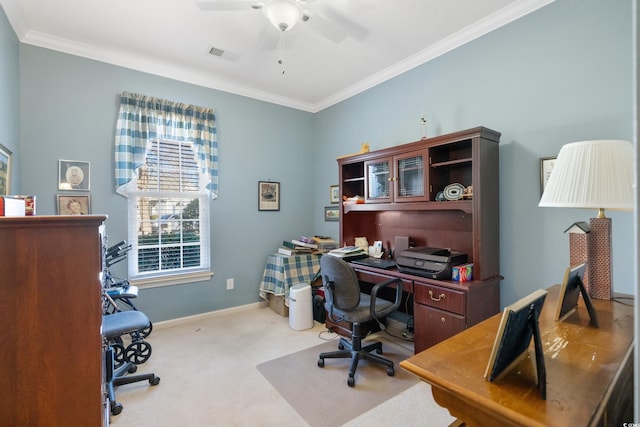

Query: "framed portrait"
<box><xmin>330</xmin><ymin>185</ymin><xmax>340</xmax><ymax>204</ymax></box>
<box><xmin>59</xmin><ymin>160</ymin><xmax>90</xmax><ymax>191</ymax></box>
<box><xmin>540</xmin><ymin>156</ymin><xmax>556</xmax><ymax>196</ymax></box>
<box><xmin>324</xmin><ymin>206</ymin><xmax>339</xmax><ymax>222</ymax></box>
<box><xmin>0</xmin><ymin>143</ymin><xmax>12</xmax><ymax>196</ymax></box>
<box><xmin>258</xmin><ymin>181</ymin><xmax>280</xmax><ymax>211</ymax></box>
<box><xmin>57</xmin><ymin>194</ymin><xmax>91</xmax><ymax>215</ymax></box>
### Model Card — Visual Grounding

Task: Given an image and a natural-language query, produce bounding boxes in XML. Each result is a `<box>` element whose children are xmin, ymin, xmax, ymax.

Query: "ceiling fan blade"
<box><xmin>304</xmin><ymin>11</ymin><xmax>348</xmax><ymax>44</ymax></box>
<box><xmin>259</xmin><ymin>23</ymin><xmax>280</xmax><ymax>50</ymax></box>
<box><xmin>196</xmin><ymin>1</ymin><xmax>261</xmax><ymax>11</ymax></box>
<box><xmin>315</xmin><ymin>6</ymin><xmax>369</xmax><ymax>42</ymax></box>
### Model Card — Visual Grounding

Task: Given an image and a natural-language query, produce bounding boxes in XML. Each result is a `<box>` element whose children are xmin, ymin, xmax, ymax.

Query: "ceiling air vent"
<box><xmin>209</xmin><ymin>46</ymin><xmax>225</xmax><ymax>57</ymax></box>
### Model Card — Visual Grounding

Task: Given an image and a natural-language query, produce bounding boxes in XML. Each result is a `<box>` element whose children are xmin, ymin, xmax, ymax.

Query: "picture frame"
<box><xmin>57</xmin><ymin>194</ymin><xmax>91</xmax><ymax>215</ymax></box>
<box><xmin>59</xmin><ymin>160</ymin><xmax>91</xmax><ymax>191</ymax></box>
<box><xmin>0</xmin><ymin>143</ymin><xmax>12</xmax><ymax>196</ymax></box>
<box><xmin>258</xmin><ymin>181</ymin><xmax>280</xmax><ymax>211</ymax></box>
<box><xmin>324</xmin><ymin>206</ymin><xmax>339</xmax><ymax>222</ymax></box>
<box><xmin>555</xmin><ymin>263</ymin><xmax>598</xmax><ymax>327</ymax></box>
<box><xmin>539</xmin><ymin>156</ymin><xmax>556</xmax><ymax>196</ymax></box>
<box><xmin>330</xmin><ymin>185</ymin><xmax>340</xmax><ymax>204</ymax></box>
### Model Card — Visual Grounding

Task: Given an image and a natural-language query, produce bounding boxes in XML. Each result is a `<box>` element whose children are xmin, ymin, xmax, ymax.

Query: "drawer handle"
<box><xmin>429</xmin><ymin>290</ymin><xmax>446</xmax><ymax>302</ymax></box>
<box><xmin>441</xmin><ymin>317</ymin><xmax>446</xmax><ymax>323</ymax></box>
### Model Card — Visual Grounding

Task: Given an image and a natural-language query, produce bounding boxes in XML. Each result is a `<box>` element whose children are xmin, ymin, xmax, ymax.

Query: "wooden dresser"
<box><xmin>0</xmin><ymin>215</ymin><xmax>108</xmax><ymax>426</ymax></box>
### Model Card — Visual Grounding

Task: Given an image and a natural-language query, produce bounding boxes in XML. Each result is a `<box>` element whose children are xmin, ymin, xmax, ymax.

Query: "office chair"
<box><xmin>103</xmin><ymin>310</ymin><xmax>160</xmax><ymax>415</ymax></box>
<box><xmin>317</xmin><ymin>255</ymin><xmax>403</xmax><ymax>387</ymax></box>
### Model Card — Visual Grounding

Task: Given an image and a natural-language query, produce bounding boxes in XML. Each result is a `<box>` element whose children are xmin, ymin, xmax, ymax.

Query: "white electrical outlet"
<box><xmin>226</xmin><ymin>278</ymin><xmax>234</xmax><ymax>290</ymax></box>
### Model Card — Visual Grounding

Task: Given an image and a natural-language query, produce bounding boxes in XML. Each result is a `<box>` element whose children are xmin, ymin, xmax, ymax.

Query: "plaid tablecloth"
<box><xmin>259</xmin><ymin>252</ymin><xmax>322</xmax><ymax>297</ymax></box>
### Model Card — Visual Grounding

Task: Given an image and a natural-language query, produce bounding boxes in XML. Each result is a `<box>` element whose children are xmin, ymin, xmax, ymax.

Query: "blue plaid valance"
<box><xmin>114</xmin><ymin>92</ymin><xmax>219</xmax><ymax>198</ymax></box>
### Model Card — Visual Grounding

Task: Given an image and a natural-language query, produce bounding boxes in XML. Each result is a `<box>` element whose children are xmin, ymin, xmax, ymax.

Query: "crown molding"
<box><xmin>3</xmin><ymin>0</ymin><xmax>555</xmax><ymax>113</ymax></box>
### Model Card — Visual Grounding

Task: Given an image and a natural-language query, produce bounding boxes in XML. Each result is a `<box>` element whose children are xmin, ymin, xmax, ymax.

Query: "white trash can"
<box><xmin>288</xmin><ymin>283</ymin><xmax>314</xmax><ymax>330</ymax></box>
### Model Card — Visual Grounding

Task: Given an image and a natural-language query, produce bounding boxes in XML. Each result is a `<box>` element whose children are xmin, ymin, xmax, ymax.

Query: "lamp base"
<box><xmin>587</xmin><ymin>217</ymin><xmax>613</xmax><ymax>300</ymax></box>
<box><xmin>569</xmin><ymin>233</ymin><xmax>589</xmax><ymax>287</ymax></box>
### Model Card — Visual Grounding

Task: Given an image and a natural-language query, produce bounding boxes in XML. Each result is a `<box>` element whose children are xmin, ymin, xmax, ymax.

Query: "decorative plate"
<box><xmin>443</xmin><ymin>183</ymin><xmax>465</xmax><ymax>201</ymax></box>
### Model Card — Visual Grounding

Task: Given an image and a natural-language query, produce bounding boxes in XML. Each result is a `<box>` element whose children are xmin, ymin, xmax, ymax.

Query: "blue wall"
<box><xmin>0</xmin><ymin>6</ymin><xmax>19</xmax><ymax>190</ymax></box>
<box><xmin>13</xmin><ymin>42</ymin><xmax>317</xmax><ymax>321</ymax></box>
<box><xmin>311</xmin><ymin>0</ymin><xmax>634</xmax><ymax>306</ymax></box>
<box><xmin>1</xmin><ymin>0</ymin><xmax>635</xmax><ymax>322</ymax></box>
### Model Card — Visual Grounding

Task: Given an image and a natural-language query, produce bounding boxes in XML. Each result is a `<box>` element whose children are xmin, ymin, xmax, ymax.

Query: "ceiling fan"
<box><xmin>196</xmin><ymin>0</ymin><xmax>368</xmax><ymax>44</ymax></box>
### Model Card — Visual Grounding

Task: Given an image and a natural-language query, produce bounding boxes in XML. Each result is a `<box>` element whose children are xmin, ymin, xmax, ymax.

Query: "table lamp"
<box><xmin>539</xmin><ymin>139</ymin><xmax>634</xmax><ymax>299</ymax></box>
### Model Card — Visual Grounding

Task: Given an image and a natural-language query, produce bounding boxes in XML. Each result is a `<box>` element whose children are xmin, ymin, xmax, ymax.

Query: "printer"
<box><xmin>396</xmin><ymin>247</ymin><xmax>467</xmax><ymax>280</ymax></box>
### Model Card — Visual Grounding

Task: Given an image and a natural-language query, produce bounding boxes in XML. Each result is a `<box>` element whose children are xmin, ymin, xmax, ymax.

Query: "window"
<box><xmin>127</xmin><ymin>139</ymin><xmax>211</xmax><ymax>286</ymax></box>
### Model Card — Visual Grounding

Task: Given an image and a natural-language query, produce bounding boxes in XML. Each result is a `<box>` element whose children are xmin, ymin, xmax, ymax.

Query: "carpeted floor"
<box><xmin>257</xmin><ymin>338</ymin><xmax>418</xmax><ymax>427</ymax></box>
<box><xmin>109</xmin><ymin>303</ymin><xmax>455</xmax><ymax>426</ymax></box>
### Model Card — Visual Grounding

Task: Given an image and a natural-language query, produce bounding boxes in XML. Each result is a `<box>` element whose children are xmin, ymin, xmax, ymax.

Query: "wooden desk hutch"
<box><xmin>334</xmin><ymin>127</ymin><xmax>502</xmax><ymax>353</ymax></box>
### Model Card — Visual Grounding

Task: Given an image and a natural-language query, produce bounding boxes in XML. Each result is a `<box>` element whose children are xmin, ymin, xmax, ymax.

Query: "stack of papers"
<box><xmin>327</xmin><ymin>246</ymin><xmax>368</xmax><ymax>259</ymax></box>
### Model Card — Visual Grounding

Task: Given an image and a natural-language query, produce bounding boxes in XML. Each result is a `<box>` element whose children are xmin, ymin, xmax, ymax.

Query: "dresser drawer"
<box><xmin>414</xmin><ymin>281</ymin><xmax>465</xmax><ymax>315</ymax></box>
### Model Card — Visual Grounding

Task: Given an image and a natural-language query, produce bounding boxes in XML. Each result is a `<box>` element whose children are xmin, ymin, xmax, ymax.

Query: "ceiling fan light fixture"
<box><xmin>263</xmin><ymin>0</ymin><xmax>303</xmax><ymax>32</ymax></box>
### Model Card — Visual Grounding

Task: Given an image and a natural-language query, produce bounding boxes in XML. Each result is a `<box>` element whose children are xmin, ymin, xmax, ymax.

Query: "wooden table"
<box><xmin>400</xmin><ymin>285</ymin><xmax>635</xmax><ymax>427</ymax></box>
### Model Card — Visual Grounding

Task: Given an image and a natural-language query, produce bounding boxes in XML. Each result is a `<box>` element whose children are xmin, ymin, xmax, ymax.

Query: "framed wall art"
<box><xmin>540</xmin><ymin>156</ymin><xmax>556</xmax><ymax>196</ymax></box>
<box><xmin>324</xmin><ymin>206</ymin><xmax>339</xmax><ymax>222</ymax></box>
<box><xmin>330</xmin><ymin>185</ymin><xmax>339</xmax><ymax>204</ymax></box>
<box><xmin>57</xmin><ymin>194</ymin><xmax>91</xmax><ymax>215</ymax></box>
<box><xmin>59</xmin><ymin>160</ymin><xmax>90</xmax><ymax>191</ymax></box>
<box><xmin>0</xmin><ymin>143</ymin><xmax>12</xmax><ymax>196</ymax></box>
<box><xmin>258</xmin><ymin>181</ymin><xmax>280</xmax><ymax>211</ymax></box>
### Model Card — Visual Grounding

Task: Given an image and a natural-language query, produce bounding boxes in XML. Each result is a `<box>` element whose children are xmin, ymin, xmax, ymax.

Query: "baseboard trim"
<box><xmin>153</xmin><ymin>301</ymin><xmax>266</xmax><ymax>330</ymax></box>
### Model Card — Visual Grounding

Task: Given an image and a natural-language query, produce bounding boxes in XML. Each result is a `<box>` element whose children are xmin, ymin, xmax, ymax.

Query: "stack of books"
<box><xmin>278</xmin><ymin>239</ymin><xmax>317</xmax><ymax>256</ymax></box>
<box><xmin>327</xmin><ymin>246</ymin><xmax>368</xmax><ymax>260</ymax></box>
<box><xmin>311</xmin><ymin>236</ymin><xmax>338</xmax><ymax>252</ymax></box>
<box><xmin>277</xmin><ymin>235</ymin><xmax>339</xmax><ymax>256</ymax></box>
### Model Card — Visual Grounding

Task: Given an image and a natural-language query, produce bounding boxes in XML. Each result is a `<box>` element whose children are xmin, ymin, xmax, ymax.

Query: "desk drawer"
<box><xmin>414</xmin><ymin>304</ymin><xmax>466</xmax><ymax>353</ymax></box>
<box><xmin>414</xmin><ymin>282</ymin><xmax>465</xmax><ymax>315</ymax></box>
<box><xmin>355</xmin><ymin>269</ymin><xmax>413</xmax><ymax>293</ymax></box>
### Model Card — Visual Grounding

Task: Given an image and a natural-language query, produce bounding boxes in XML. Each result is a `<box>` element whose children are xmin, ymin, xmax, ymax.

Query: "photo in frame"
<box><xmin>540</xmin><ymin>156</ymin><xmax>556</xmax><ymax>196</ymax></box>
<box><xmin>330</xmin><ymin>185</ymin><xmax>339</xmax><ymax>204</ymax></box>
<box><xmin>57</xmin><ymin>194</ymin><xmax>91</xmax><ymax>215</ymax></box>
<box><xmin>0</xmin><ymin>143</ymin><xmax>12</xmax><ymax>196</ymax></box>
<box><xmin>324</xmin><ymin>206</ymin><xmax>339</xmax><ymax>222</ymax></box>
<box><xmin>258</xmin><ymin>181</ymin><xmax>280</xmax><ymax>211</ymax></box>
<box><xmin>59</xmin><ymin>160</ymin><xmax>90</xmax><ymax>191</ymax></box>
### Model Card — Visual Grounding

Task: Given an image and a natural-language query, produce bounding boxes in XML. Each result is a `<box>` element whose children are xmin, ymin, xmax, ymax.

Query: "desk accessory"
<box><xmin>555</xmin><ymin>263</ymin><xmax>598</xmax><ymax>327</ymax></box>
<box><xmin>485</xmin><ymin>288</ymin><xmax>548</xmax><ymax>399</ymax></box>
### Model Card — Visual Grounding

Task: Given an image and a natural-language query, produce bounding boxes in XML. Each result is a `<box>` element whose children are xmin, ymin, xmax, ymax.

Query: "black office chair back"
<box><xmin>320</xmin><ymin>255</ymin><xmax>361</xmax><ymax>311</ymax></box>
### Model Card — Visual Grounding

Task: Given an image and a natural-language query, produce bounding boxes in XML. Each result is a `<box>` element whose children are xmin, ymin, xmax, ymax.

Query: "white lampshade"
<box><xmin>263</xmin><ymin>0</ymin><xmax>303</xmax><ymax>32</ymax></box>
<box><xmin>538</xmin><ymin>139</ymin><xmax>633</xmax><ymax>212</ymax></box>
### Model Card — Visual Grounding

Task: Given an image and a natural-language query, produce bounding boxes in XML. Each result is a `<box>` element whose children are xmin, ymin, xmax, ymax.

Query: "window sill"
<box><xmin>130</xmin><ymin>270</ymin><xmax>214</xmax><ymax>289</ymax></box>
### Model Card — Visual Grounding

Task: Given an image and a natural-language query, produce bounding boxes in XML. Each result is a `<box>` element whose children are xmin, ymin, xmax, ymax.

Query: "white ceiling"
<box><xmin>2</xmin><ymin>0</ymin><xmax>554</xmax><ymax>112</ymax></box>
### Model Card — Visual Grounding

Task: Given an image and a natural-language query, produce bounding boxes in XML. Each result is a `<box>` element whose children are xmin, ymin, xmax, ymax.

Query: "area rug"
<box><xmin>256</xmin><ymin>337</ymin><xmax>418</xmax><ymax>427</ymax></box>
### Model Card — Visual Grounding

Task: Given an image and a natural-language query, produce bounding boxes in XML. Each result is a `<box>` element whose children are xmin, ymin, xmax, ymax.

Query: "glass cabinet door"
<box><xmin>366</xmin><ymin>159</ymin><xmax>391</xmax><ymax>201</ymax></box>
<box><xmin>396</xmin><ymin>151</ymin><xmax>428</xmax><ymax>201</ymax></box>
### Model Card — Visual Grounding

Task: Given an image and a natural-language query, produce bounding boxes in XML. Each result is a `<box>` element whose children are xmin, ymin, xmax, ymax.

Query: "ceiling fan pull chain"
<box><xmin>278</xmin><ymin>30</ymin><xmax>286</xmax><ymax>75</ymax></box>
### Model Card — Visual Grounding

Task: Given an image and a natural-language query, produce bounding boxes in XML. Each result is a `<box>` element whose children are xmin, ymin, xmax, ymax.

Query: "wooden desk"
<box><xmin>400</xmin><ymin>285</ymin><xmax>635</xmax><ymax>427</ymax></box>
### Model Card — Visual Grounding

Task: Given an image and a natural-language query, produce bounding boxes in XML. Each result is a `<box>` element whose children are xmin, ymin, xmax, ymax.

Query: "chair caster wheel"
<box><xmin>127</xmin><ymin>364</ymin><xmax>138</xmax><ymax>374</ymax></box>
<box><xmin>111</xmin><ymin>402</ymin><xmax>123</xmax><ymax>416</ymax></box>
<box><xmin>317</xmin><ymin>358</ymin><xmax>325</xmax><ymax>368</ymax></box>
<box><xmin>150</xmin><ymin>376</ymin><xmax>161</xmax><ymax>386</ymax></box>
<box><xmin>387</xmin><ymin>367</ymin><xmax>395</xmax><ymax>376</ymax></box>
<box><xmin>347</xmin><ymin>375</ymin><xmax>355</xmax><ymax>387</ymax></box>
